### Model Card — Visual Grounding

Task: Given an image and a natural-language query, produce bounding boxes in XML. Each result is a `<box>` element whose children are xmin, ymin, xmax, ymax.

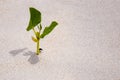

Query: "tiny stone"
<box><xmin>39</xmin><ymin>48</ymin><xmax>43</xmax><ymax>51</ymax></box>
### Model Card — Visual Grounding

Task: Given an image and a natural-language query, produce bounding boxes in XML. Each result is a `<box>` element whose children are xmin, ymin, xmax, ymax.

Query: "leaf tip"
<box><xmin>53</xmin><ymin>21</ymin><xmax>58</xmax><ymax>25</ymax></box>
<box><xmin>26</xmin><ymin>28</ymin><xmax>29</xmax><ymax>31</ymax></box>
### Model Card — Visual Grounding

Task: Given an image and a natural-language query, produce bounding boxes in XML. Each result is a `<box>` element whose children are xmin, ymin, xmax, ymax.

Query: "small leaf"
<box><xmin>26</xmin><ymin>7</ymin><xmax>41</xmax><ymax>31</ymax></box>
<box><xmin>32</xmin><ymin>36</ymin><xmax>38</xmax><ymax>42</ymax></box>
<box><xmin>40</xmin><ymin>21</ymin><xmax>58</xmax><ymax>38</ymax></box>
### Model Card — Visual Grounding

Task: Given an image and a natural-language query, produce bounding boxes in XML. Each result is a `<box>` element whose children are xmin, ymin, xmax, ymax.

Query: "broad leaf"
<box><xmin>26</xmin><ymin>7</ymin><xmax>41</xmax><ymax>31</ymax></box>
<box><xmin>40</xmin><ymin>21</ymin><xmax>58</xmax><ymax>38</ymax></box>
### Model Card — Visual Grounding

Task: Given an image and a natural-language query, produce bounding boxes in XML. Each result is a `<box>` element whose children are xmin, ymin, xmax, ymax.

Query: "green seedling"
<box><xmin>26</xmin><ymin>7</ymin><xmax>58</xmax><ymax>55</ymax></box>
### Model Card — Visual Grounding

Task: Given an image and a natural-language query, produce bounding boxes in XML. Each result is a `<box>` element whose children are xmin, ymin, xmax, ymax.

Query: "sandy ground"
<box><xmin>0</xmin><ymin>0</ymin><xmax>120</xmax><ymax>80</ymax></box>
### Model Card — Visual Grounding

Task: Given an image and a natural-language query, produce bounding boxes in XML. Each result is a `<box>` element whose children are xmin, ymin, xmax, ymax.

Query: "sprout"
<box><xmin>26</xmin><ymin>7</ymin><xmax>58</xmax><ymax>55</ymax></box>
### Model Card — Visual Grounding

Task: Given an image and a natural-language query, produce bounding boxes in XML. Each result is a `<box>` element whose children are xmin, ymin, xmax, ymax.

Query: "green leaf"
<box><xmin>40</xmin><ymin>21</ymin><xmax>58</xmax><ymax>38</ymax></box>
<box><xmin>26</xmin><ymin>7</ymin><xmax>41</xmax><ymax>31</ymax></box>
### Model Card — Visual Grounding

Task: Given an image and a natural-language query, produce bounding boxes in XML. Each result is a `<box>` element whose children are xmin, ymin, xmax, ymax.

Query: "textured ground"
<box><xmin>0</xmin><ymin>0</ymin><xmax>120</xmax><ymax>80</ymax></box>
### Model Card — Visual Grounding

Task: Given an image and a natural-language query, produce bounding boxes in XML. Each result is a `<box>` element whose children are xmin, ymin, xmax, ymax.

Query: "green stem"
<box><xmin>36</xmin><ymin>39</ymin><xmax>40</xmax><ymax>55</ymax></box>
<box><xmin>34</xmin><ymin>24</ymin><xmax>41</xmax><ymax>55</ymax></box>
<box><xmin>36</xmin><ymin>24</ymin><xmax>41</xmax><ymax>55</ymax></box>
<box><xmin>33</xmin><ymin>28</ymin><xmax>37</xmax><ymax>35</ymax></box>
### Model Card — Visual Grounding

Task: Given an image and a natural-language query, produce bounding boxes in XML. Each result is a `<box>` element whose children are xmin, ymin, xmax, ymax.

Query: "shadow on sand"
<box><xmin>9</xmin><ymin>48</ymin><xmax>27</xmax><ymax>56</ymax></box>
<box><xmin>9</xmin><ymin>48</ymin><xmax>40</xmax><ymax>64</ymax></box>
<box><xmin>23</xmin><ymin>51</ymin><xmax>39</xmax><ymax>64</ymax></box>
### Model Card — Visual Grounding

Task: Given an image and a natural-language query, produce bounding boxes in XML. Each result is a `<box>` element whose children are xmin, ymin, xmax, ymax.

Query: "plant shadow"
<box><xmin>9</xmin><ymin>48</ymin><xmax>40</xmax><ymax>64</ymax></box>
<box><xmin>23</xmin><ymin>51</ymin><xmax>39</xmax><ymax>64</ymax></box>
<box><xmin>9</xmin><ymin>48</ymin><xmax>27</xmax><ymax>56</ymax></box>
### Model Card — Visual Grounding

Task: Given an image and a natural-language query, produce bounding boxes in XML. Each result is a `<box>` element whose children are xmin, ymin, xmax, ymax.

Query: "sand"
<box><xmin>0</xmin><ymin>0</ymin><xmax>120</xmax><ymax>80</ymax></box>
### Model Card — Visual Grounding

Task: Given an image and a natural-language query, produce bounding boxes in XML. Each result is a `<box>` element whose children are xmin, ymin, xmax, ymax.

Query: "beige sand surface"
<box><xmin>0</xmin><ymin>0</ymin><xmax>120</xmax><ymax>80</ymax></box>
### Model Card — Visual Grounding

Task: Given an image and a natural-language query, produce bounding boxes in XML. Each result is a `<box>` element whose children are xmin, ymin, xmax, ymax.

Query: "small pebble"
<box><xmin>39</xmin><ymin>48</ymin><xmax>43</xmax><ymax>51</ymax></box>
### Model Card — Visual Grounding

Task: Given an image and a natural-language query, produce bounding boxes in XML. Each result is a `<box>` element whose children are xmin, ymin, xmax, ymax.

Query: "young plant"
<box><xmin>26</xmin><ymin>7</ymin><xmax>58</xmax><ymax>55</ymax></box>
